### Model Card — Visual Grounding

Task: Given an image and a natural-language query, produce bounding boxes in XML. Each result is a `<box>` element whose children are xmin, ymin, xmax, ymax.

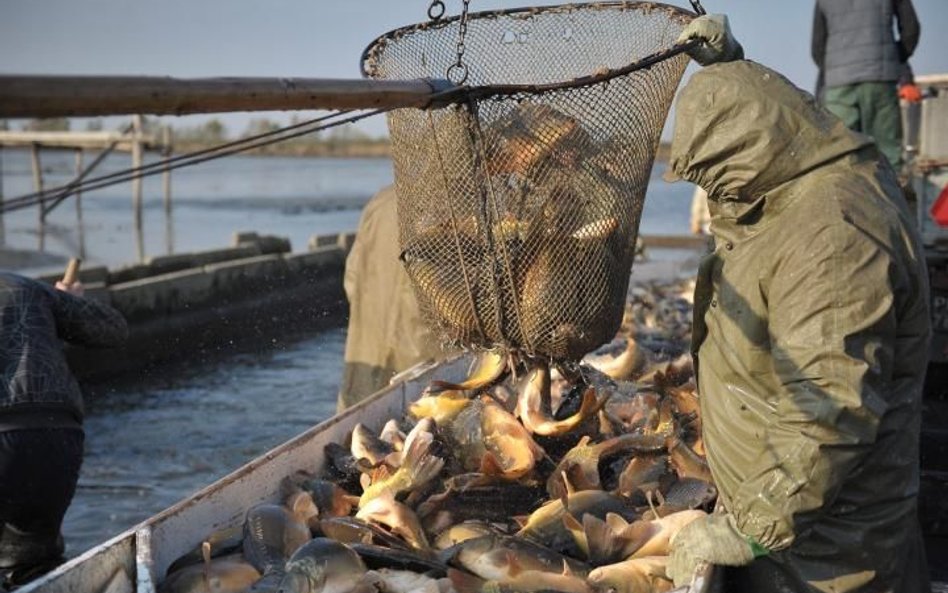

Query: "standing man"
<box><xmin>666</xmin><ymin>16</ymin><xmax>931</xmax><ymax>592</ymax></box>
<box><xmin>337</xmin><ymin>185</ymin><xmax>445</xmax><ymax>411</ymax></box>
<box><xmin>811</xmin><ymin>0</ymin><xmax>920</xmax><ymax>170</ymax></box>
<box><xmin>0</xmin><ymin>272</ymin><xmax>127</xmax><ymax>590</ymax></box>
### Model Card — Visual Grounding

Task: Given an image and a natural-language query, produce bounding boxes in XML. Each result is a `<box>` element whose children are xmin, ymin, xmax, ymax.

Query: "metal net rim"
<box><xmin>360</xmin><ymin>1</ymin><xmax>699</xmax><ymax>101</ymax></box>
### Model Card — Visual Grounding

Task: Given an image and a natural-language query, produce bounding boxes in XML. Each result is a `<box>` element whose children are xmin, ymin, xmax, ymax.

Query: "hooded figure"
<box><xmin>337</xmin><ymin>185</ymin><xmax>445</xmax><ymax>411</ymax></box>
<box><xmin>664</xmin><ymin>60</ymin><xmax>931</xmax><ymax>591</ymax></box>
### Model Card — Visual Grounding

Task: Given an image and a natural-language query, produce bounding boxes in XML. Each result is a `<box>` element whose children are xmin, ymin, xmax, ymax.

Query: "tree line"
<box><xmin>0</xmin><ymin>117</ymin><xmax>392</xmax><ymax>158</ymax></box>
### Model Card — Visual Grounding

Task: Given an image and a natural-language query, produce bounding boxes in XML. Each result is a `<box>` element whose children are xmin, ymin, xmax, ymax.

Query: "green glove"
<box><xmin>676</xmin><ymin>14</ymin><xmax>744</xmax><ymax>66</ymax></box>
<box><xmin>667</xmin><ymin>514</ymin><xmax>761</xmax><ymax>586</ymax></box>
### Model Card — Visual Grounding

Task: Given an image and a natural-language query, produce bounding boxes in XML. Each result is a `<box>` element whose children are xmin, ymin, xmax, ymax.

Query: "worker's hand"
<box><xmin>676</xmin><ymin>14</ymin><xmax>744</xmax><ymax>66</ymax></box>
<box><xmin>667</xmin><ymin>514</ymin><xmax>759</xmax><ymax>586</ymax></box>
<box><xmin>55</xmin><ymin>280</ymin><xmax>85</xmax><ymax>297</ymax></box>
<box><xmin>898</xmin><ymin>83</ymin><xmax>923</xmax><ymax>103</ymax></box>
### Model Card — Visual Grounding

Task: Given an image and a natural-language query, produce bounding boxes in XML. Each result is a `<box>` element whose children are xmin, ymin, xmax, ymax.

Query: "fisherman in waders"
<box><xmin>811</xmin><ymin>0</ymin><xmax>920</xmax><ymax>171</ymax></box>
<box><xmin>664</xmin><ymin>15</ymin><xmax>931</xmax><ymax>592</ymax></box>
<box><xmin>0</xmin><ymin>272</ymin><xmax>128</xmax><ymax>590</ymax></box>
<box><xmin>337</xmin><ymin>185</ymin><xmax>446</xmax><ymax>411</ymax></box>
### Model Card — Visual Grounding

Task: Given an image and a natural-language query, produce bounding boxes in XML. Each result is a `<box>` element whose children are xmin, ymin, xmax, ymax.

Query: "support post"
<box><xmin>131</xmin><ymin>115</ymin><xmax>144</xmax><ymax>262</ymax></box>
<box><xmin>162</xmin><ymin>125</ymin><xmax>173</xmax><ymax>255</ymax></box>
<box><xmin>74</xmin><ymin>149</ymin><xmax>86</xmax><ymax>259</ymax></box>
<box><xmin>30</xmin><ymin>143</ymin><xmax>44</xmax><ymax>251</ymax></box>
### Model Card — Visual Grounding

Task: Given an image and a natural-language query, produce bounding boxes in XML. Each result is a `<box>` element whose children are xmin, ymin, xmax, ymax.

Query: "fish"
<box><xmin>379</xmin><ymin>419</ymin><xmax>406</xmax><ymax>451</ymax></box>
<box><xmin>418</xmin><ymin>478</ymin><xmax>547</xmax><ymax>533</ymax></box>
<box><xmin>242</xmin><ymin>503</ymin><xmax>312</xmax><ymax>589</ymax></box>
<box><xmin>616</xmin><ymin>455</ymin><xmax>672</xmax><ymax>498</ymax></box>
<box><xmin>665</xmin><ymin>434</ymin><xmax>713</xmax><ymax>482</ymax></box>
<box><xmin>428</xmin><ymin>349</ymin><xmax>508</xmax><ymax>393</ymax></box>
<box><xmin>407</xmin><ymin>258</ymin><xmax>483</xmax><ymax>341</ymax></box>
<box><xmin>284</xmin><ymin>473</ymin><xmax>360</xmax><ymax>520</ymax></box>
<box><xmin>443</xmin><ymin>534</ymin><xmax>590</xmax><ymax>582</ymax></box>
<box><xmin>409</xmin><ymin>391</ymin><xmax>472</xmax><ymax>425</ymax></box>
<box><xmin>628</xmin><ymin>509</ymin><xmax>706</xmax><ymax>558</ymax></box>
<box><xmin>362</xmin><ymin>569</ymin><xmax>450</xmax><ymax>593</ymax></box>
<box><xmin>316</xmin><ymin>517</ymin><xmax>412</xmax><ymax>551</ymax></box>
<box><xmin>584</xmin><ymin>338</ymin><xmax>647</xmax><ymax>381</ymax></box>
<box><xmin>349</xmin><ymin>543</ymin><xmax>449</xmax><ymax>576</ymax></box>
<box><xmin>586</xmin><ymin>556</ymin><xmax>672</xmax><ymax>593</ymax></box>
<box><xmin>433</xmin><ymin>521</ymin><xmax>501</xmax><ymax>551</ymax></box>
<box><xmin>448</xmin><ymin>559</ymin><xmax>594</xmax><ymax>593</ymax></box>
<box><xmin>165</xmin><ymin>526</ymin><xmax>244</xmax><ymax>575</ymax></box>
<box><xmin>515</xmin><ymin>490</ymin><xmax>637</xmax><ymax>557</ymax></box>
<box><xmin>277</xmin><ymin>538</ymin><xmax>367</xmax><ymax>593</ymax></box>
<box><xmin>159</xmin><ymin>548</ymin><xmax>260</xmax><ymax>593</ymax></box>
<box><xmin>449</xmin><ymin>395</ymin><xmax>544</xmax><ymax>480</ymax></box>
<box><xmin>358</xmin><ymin>430</ymin><xmax>444</xmax><ymax>508</ymax></box>
<box><xmin>547</xmin><ymin>433</ymin><xmax>667</xmax><ymax>500</ymax></box>
<box><xmin>561</xmin><ymin>512</ymin><xmax>654</xmax><ymax>566</ymax></box>
<box><xmin>658</xmin><ymin>477</ymin><xmax>717</xmax><ymax>514</ymax></box>
<box><xmin>350</xmin><ymin>423</ymin><xmax>395</xmax><ymax>467</ymax></box>
<box><xmin>355</xmin><ymin>491</ymin><xmax>430</xmax><ymax>551</ymax></box>
<box><xmin>517</xmin><ymin>363</ymin><xmax>604</xmax><ymax>437</ymax></box>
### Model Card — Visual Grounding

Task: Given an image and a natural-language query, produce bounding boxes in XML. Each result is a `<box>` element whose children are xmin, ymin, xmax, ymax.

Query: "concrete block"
<box><xmin>204</xmin><ymin>254</ymin><xmax>290</xmax><ymax>295</ymax></box>
<box><xmin>285</xmin><ymin>249</ymin><xmax>346</xmax><ymax>274</ymax></box>
<box><xmin>110</xmin><ymin>268</ymin><xmax>215</xmax><ymax>319</ymax></box>
<box><xmin>308</xmin><ymin>234</ymin><xmax>339</xmax><ymax>250</ymax></box>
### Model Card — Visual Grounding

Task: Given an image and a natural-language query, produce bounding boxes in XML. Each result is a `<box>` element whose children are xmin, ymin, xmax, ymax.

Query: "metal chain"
<box><xmin>428</xmin><ymin>0</ymin><xmax>445</xmax><ymax>20</ymax></box>
<box><xmin>689</xmin><ymin>0</ymin><xmax>707</xmax><ymax>15</ymax></box>
<box><xmin>447</xmin><ymin>0</ymin><xmax>472</xmax><ymax>84</ymax></box>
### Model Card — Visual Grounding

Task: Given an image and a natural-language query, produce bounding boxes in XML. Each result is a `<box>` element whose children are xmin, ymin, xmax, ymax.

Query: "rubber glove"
<box><xmin>898</xmin><ymin>83</ymin><xmax>923</xmax><ymax>103</ymax></box>
<box><xmin>667</xmin><ymin>513</ymin><xmax>762</xmax><ymax>586</ymax></box>
<box><xmin>676</xmin><ymin>14</ymin><xmax>744</xmax><ymax>66</ymax></box>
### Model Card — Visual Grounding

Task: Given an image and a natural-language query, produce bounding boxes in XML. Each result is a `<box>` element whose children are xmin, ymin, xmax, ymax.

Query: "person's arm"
<box><xmin>676</xmin><ymin>14</ymin><xmax>744</xmax><ymax>66</ymax></box>
<box><xmin>811</xmin><ymin>3</ymin><xmax>827</xmax><ymax>70</ymax></box>
<box><xmin>894</xmin><ymin>0</ymin><xmax>920</xmax><ymax>61</ymax></box>
<box><xmin>726</xmin><ymin>221</ymin><xmax>894</xmax><ymax>551</ymax></box>
<box><xmin>50</xmin><ymin>287</ymin><xmax>128</xmax><ymax>348</ymax></box>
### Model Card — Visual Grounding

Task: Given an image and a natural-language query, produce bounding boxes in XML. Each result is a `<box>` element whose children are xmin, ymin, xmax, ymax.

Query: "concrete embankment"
<box><xmin>32</xmin><ymin>232</ymin><xmax>355</xmax><ymax>382</ymax></box>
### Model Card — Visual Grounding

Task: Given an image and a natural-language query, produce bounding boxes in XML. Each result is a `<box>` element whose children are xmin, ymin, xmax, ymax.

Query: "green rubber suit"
<box><xmin>337</xmin><ymin>185</ymin><xmax>445</xmax><ymax>411</ymax></box>
<box><xmin>666</xmin><ymin>60</ymin><xmax>932</xmax><ymax>591</ymax></box>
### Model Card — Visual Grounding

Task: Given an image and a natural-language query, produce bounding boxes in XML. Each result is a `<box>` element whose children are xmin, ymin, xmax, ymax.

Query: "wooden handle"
<box><xmin>62</xmin><ymin>258</ymin><xmax>82</xmax><ymax>285</ymax></box>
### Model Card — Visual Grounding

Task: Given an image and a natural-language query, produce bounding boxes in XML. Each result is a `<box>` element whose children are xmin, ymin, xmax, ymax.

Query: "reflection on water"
<box><xmin>63</xmin><ymin>328</ymin><xmax>346</xmax><ymax>557</ymax></box>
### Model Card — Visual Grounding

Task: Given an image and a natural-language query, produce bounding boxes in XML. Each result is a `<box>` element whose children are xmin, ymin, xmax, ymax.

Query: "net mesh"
<box><xmin>362</xmin><ymin>2</ymin><xmax>693</xmax><ymax>361</ymax></box>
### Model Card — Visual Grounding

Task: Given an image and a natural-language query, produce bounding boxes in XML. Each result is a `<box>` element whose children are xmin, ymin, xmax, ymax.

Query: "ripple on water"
<box><xmin>63</xmin><ymin>328</ymin><xmax>346</xmax><ymax>557</ymax></box>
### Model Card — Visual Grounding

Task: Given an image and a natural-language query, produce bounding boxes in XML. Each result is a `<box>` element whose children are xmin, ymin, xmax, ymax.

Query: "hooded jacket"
<box><xmin>338</xmin><ymin>185</ymin><xmax>445</xmax><ymax>410</ymax></box>
<box><xmin>0</xmin><ymin>272</ymin><xmax>128</xmax><ymax>427</ymax></box>
<box><xmin>666</xmin><ymin>61</ymin><xmax>930</xmax><ymax>591</ymax></box>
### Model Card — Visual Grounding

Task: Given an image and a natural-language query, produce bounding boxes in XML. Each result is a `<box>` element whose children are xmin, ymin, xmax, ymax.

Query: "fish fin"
<box><xmin>561</xmin><ymin>559</ymin><xmax>574</xmax><ymax>577</ymax></box>
<box><xmin>582</xmin><ymin>513</ymin><xmax>618</xmax><ymax>564</ymax></box>
<box><xmin>605</xmin><ymin>512</ymin><xmax>631</xmax><ymax>532</ymax></box>
<box><xmin>645</xmin><ymin>490</ymin><xmax>662</xmax><ymax>519</ymax></box>
<box><xmin>561</xmin><ymin>470</ymin><xmax>576</xmax><ymax>498</ymax></box>
<box><xmin>512</xmin><ymin>515</ymin><xmax>530</xmax><ymax>530</ymax></box>
<box><xmin>201</xmin><ymin>541</ymin><xmax>211</xmax><ymax>566</ymax></box>
<box><xmin>403</xmin><ymin>432</ymin><xmax>445</xmax><ymax>487</ymax></box>
<box><xmin>562</xmin><ymin>512</ymin><xmax>589</xmax><ymax>559</ymax></box>
<box><xmin>506</xmin><ymin>551</ymin><xmax>524</xmax><ymax>578</ymax></box>
<box><xmin>479</xmin><ymin>452</ymin><xmax>505</xmax><ymax>477</ymax></box>
<box><xmin>360</xmin><ymin>473</ymin><xmax>373</xmax><ymax>492</ymax></box>
<box><xmin>448</xmin><ymin>568</ymin><xmax>486</xmax><ymax>593</ymax></box>
<box><xmin>287</xmin><ymin>490</ymin><xmax>319</xmax><ymax>522</ymax></box>
<box><xmin>621</xmin><ymin>519</ymin><xmax>659</xmax><ymax>558</ymax></box>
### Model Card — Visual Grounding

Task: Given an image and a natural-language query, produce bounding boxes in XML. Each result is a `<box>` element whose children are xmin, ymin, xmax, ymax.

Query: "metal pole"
<box><xmin>131</xmin><ymin>115</ymin><xmax>144</xmax><ymax>263</ymax></box>
<box><xmin>74</xmin><ymin>149</ymin><xmax>86</xmax><ymax>259</ymax></box>
<box><xmin>30</xmin><ymin>143</ymin><xmax>44</xmax><ymax>251</ymax></box>
<box><xmin>162</xmin><ymin>125</ymin><xmax>173</xmax><ymax>255</ymax></box>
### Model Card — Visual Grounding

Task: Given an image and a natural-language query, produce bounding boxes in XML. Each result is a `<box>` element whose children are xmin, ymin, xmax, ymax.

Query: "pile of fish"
<box><xmin>159</xmin><ymin>280</ymin><xmax>713</xmax><ymax>593</ymax></box>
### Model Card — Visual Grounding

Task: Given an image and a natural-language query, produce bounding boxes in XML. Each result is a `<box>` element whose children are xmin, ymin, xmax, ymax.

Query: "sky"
<box><xmin>2</xmin><ymin>0</ymin><xmax>947</xmax><ymax>138</ymax></box>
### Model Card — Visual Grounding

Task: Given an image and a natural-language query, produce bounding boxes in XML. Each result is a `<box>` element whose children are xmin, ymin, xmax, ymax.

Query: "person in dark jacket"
<box><xmin>0</xmin><ymin>272</ymin><xmax>127</xmax><ymax>590</ymax></box>
<box><xmin>811</xmin><ymin>0</ymin><xmax>920</xmax><ymax>170</ymax></box>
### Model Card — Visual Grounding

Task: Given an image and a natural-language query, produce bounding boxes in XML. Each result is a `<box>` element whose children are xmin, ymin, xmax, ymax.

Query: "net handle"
<box><xmin>690</xmin><ymin>0</ymin><xmax>707</xmax><ymax>15</ymax></box>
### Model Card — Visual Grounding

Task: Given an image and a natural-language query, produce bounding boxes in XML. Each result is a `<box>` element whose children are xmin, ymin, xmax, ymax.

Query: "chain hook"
<box><xmin>428</xmin><ymin>0</ymin><xmax>445</xmax><ymax>21</ymax></box>
<box><xmin>447</xmin><ymin>0</ymin><xmax>472</xmax><ymax>84</ymax></box>
<box><xmin>689</xmin><ymin>0</ymin><xmax>707</xmax><ymax>15</ymax></box>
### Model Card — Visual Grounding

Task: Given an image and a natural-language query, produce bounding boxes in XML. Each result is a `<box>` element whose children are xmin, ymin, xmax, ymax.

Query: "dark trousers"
<box><xmin>0</xmin><ymin>428</ymin><xmax>83</xmax><ymax>587</ymax></box>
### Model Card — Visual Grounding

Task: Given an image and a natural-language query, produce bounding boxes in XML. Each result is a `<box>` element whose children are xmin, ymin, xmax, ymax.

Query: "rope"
<box><xmin>1</xmin><ymin>109</ymin><xmax>385</xmax><ymax>214</ymax></box>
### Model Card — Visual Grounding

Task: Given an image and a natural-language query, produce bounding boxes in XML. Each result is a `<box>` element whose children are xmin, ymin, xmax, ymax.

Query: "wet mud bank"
<box><xmin>34</xmin><ymin>232</ymin><xmax>356</xmax><ymax>382</ymax></box>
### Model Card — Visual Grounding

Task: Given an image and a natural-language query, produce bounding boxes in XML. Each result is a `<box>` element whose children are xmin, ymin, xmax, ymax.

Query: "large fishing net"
<box><xmin>362</xmin><ymin>2</ymin><xmax>696</xmax><ymax>361</ymax></box>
